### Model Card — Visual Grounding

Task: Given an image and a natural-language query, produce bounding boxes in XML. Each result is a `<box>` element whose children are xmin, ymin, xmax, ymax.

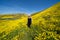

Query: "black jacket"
<box><xmin>27</xmin><ymin>18</ymin><xmax>32</xmax><ymax>25</ymax></box>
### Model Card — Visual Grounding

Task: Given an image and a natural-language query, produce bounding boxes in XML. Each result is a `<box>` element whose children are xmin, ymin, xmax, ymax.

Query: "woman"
<box><xmin>27</xmin><ymin>15</ymin><xmax>32</xmax><ymax>28</ymax></box>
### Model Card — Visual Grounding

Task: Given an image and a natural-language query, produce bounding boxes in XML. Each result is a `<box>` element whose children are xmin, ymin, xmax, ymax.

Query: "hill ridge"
<box><xmin>31</xmin><ymin>2</ymin><xmax>60</xmax><ymax>16</ymax></box>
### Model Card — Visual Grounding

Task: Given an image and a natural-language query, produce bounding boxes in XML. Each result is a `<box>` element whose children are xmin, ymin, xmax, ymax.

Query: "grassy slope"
<box><xmin>31</xmin><ymin>2</ymin><xmax>60</xmax><ymax>40</ymax></box>
<box><xmin>0</xmin><ymin>14</ymin><xmax>28</xmax><ymax>40</ymax></box>
<box><xmin>0</xmin><ymin>2</ymin><xmax>60</xmax><ymax>40</ymax></box>
<box><xmin>32</xmin><ymin>2</ymin><xmax>60</xmax><ymax>30</ymax></box>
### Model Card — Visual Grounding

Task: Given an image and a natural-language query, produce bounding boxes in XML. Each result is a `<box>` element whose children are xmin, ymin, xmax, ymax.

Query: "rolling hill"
<box><xmin>0</xmin><ymin>2</ymin><xmax>60</xmax><ymax>40</ymax></box>
<box><xmin>31</xmin><ymin>2</ymin><xmax>60</xmax><ymax>40</ymax></box>
<box><xmin>0</xmin><ymin>14</ymin><xmax>28</xmax><ymax>40</ymax></box>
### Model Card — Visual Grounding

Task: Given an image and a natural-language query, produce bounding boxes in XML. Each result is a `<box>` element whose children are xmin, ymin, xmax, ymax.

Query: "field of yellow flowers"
<box><xmin>0</xmin><ymin>2</ymin><xmax>60</xmax><ymax>40</ymax></box>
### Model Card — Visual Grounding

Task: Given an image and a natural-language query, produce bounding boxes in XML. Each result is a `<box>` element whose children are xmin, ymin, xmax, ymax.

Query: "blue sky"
<box><xmin>0</xmin><ymin>0</ymin><xmax>60</xmax><ymax>14</ymax></box>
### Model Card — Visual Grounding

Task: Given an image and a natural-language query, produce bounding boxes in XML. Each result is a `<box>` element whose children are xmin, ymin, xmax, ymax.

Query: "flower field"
<box><xmin>0</xmin><ymin>2</ymin><xmax>60</xmax><ymax>40</ymax></box>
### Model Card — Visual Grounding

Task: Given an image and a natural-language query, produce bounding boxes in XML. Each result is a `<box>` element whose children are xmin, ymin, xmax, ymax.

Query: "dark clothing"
<box><xmin>27</xmin><ymin>18</ymin><xmax>32</xmax><ymax>28</ymax></box>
